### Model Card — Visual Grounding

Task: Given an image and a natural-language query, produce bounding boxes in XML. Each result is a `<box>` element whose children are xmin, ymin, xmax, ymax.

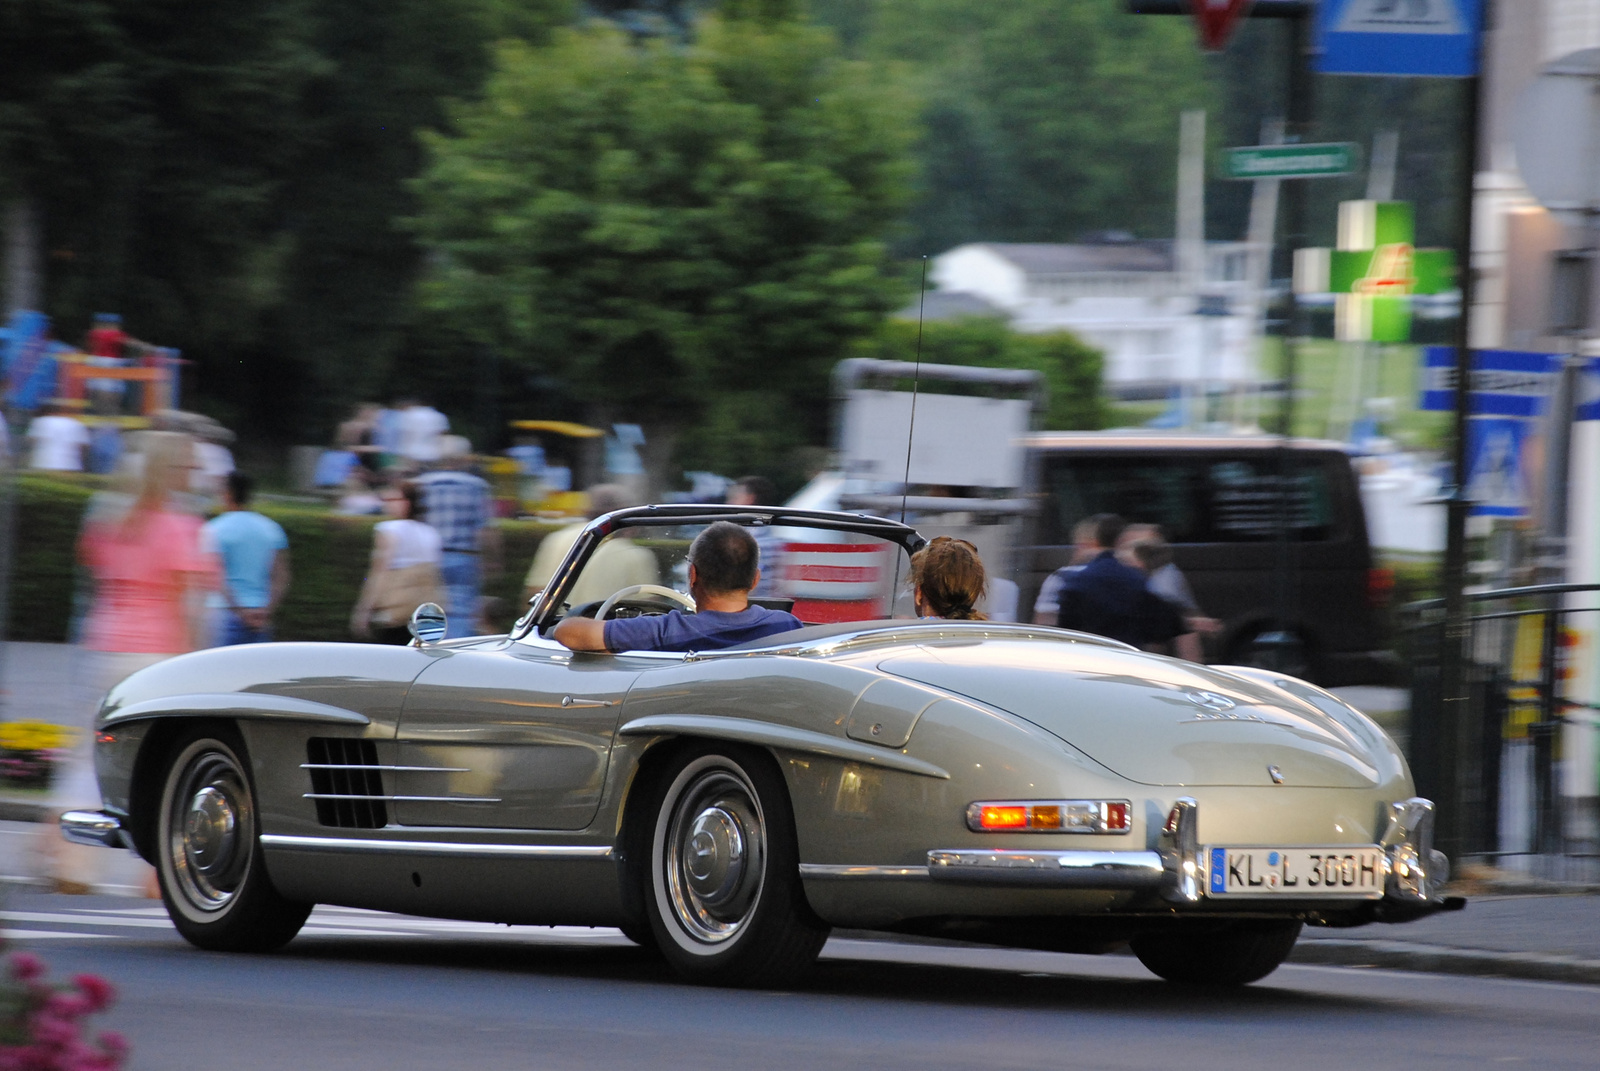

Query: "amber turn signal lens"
<box><xmin>978</xmin><ymin>805</ymin><xmax>1029</xmax><ymax>829</ymax></box>
<box><xmin>967</xmin><ymin>800</ymin><xmax>1132</xmax><ymax>834</ymax></box>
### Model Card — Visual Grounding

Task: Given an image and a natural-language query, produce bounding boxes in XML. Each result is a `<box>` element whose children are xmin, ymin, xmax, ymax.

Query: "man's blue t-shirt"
<box><xmin>201</xmin><ymin>510</ymin><xmax>288</xmax><ymax>609</ymax></box>
<box><xmin>1054</xmin><ymin>550</ymin><xmax>1183</xmax><ymax>648</ymax></box>
<box><xmin>603</xmin><ymin>605</ymin><xmax>802</xmax><ymax>653</ymax></box>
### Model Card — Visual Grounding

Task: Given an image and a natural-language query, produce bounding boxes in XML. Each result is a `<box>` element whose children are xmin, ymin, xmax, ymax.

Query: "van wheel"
<box><xmin>1230</xmin><ymin>628</ymin><xmax>1314</xmax><ymax>682</ymax></box>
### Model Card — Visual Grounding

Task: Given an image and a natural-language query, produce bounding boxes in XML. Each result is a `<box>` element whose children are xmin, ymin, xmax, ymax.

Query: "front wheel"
<box><xmin>156</xmin><ymin>726</ymin><xmax>311</xmax><ymax>952</ymax></box>
<box><xmin>1130</xmin><ymin>920</ymin><xmax>1302</xmax><ymax>986</ymax></box>
<box><xmin>643</xmin><ymin>745</ymin><xmax>828</xmax><ymax>986</ymax></box>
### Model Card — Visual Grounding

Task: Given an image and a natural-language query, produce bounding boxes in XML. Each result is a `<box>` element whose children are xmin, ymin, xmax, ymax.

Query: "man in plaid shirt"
<box><xmin>415</xmin><ymin>437</ymin><xmax>494</xmax><ymax>638</ymax></box>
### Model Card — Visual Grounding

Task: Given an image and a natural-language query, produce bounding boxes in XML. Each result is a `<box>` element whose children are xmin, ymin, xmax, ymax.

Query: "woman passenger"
<box><xmin>909</xmin><ymin>536</ymin><xmax>988</xmax><ymax>621</ymax></box>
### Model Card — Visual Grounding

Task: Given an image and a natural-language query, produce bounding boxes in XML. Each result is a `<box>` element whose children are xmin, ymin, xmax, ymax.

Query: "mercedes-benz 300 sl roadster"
<box><xmin>63</xmin><ymin>505</ymin><xmax>1459</xmax><ymax>987</ymax></box>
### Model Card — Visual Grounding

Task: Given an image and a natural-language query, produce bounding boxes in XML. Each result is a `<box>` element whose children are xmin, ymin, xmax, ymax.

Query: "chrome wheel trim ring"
<box><xmin>657</xmin><ymin>757</ymin><xmax>767</xmax><ymax>948</ymax></box>
<box><xmin>164</xmin><ymin>742</ymin><xmax>254</xmax><ymax>916</ymax></box>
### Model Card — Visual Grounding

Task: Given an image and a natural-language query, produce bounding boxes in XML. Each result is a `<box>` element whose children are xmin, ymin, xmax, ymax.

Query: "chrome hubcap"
<box><xmin>663</xmin><ymin>766</ymin><xmax>765</xmax><ymax>944</ymax></box>
<box><xmin>166</xmin><ymin>747</ymin><xmax>253</xmax><ymax>913</ymax></box>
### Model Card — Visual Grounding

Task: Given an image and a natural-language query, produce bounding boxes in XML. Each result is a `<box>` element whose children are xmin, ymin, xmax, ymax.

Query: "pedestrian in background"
<box><xmin>397</xmin><ymin>398</ymin><xmax>449</xmax><ymax>466</ymax></box>
<box><xmin>61</xmin><ymin>430</ymin><xmax>216</xmax><ymax>893</ymax></box>
<box><xmin>1035</xmin><ymin>513</ymin><xmax>1185</xmax><ymax>649</ymax></box>
<box><xmin>415</xmin><ymin>436</ymin><xmax>496</xmax><ymax>637</ymax></box>
<box><xmin>350</xmin><ymin>481</ymin><xmax>444</xmax><ymax>645</ymax></box>
<box><xmin>1118</xmin><ymin>523</ymin><xmax>1219</xmax><ymax>662</ymax></box>
<box><xmin>26</xmin><ymin>403</ymin><xmax>90</xmax><ymax>472</ymax></box>
<box><xmin>727</xmin><ymin>475</ymin><xmax>782</xmax><ymax>596</ymax></box>
<box><xmin>202</xmin><ymin>472</ymin><xmax>290</xmax><ymax>645</ymax></box>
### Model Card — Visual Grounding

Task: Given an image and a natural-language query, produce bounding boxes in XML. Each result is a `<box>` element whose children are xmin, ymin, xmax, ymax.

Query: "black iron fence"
<box><xmin>1405</xmin><ymin>582</ymin><xmax>1600</xmax><ymax>884</ymax></box>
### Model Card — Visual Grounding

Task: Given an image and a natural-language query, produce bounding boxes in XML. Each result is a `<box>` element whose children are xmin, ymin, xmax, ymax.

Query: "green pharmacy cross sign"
<box><xmin>1296</xmin><ymin>201</ymin><xmax>1456</xmax><ymax>342</ymax></box>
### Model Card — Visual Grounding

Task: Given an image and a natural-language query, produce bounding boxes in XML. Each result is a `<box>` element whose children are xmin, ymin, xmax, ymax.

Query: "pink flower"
<box><xmin>70</xmin><ymin>977</ymin><xmax>113</xmax><ymax>1015</ymax></box>
<box><xmin>8</xmin><ymin>955</ymin><xmax>44</xmax><ymax>983</ymax></box>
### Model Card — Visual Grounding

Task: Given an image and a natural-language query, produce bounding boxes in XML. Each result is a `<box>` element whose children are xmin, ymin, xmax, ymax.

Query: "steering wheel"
<box><xmin>596</xmin><ymin>584</ymin><xmax>697</xmax><ymax>620</ymax></box>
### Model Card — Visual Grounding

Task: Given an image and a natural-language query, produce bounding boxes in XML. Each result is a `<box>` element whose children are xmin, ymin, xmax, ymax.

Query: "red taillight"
<box><xmin>1367</xmin><ymin>567</ymin><xmax>1395</xmax><ymax>609</ymax></box>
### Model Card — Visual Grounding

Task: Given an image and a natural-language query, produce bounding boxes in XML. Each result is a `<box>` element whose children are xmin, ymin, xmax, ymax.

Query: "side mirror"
<box><xmin>409</xmin><ymin>602</ymin><xmax>447</xmax><ymax>645</ymax></box>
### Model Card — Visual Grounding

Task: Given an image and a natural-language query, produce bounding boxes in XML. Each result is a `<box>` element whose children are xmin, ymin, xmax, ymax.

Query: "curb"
<box><xmin>0</xmin><ymin>800</ymin><xmax>47</xmax><ymax>824</ymax></box>
<box><xmin>1291</xmin><ymin>938</ymin><xmax>1600</xmax><ymax>985</ymax></box>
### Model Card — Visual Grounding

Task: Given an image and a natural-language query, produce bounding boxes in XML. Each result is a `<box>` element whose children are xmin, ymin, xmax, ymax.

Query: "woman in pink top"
<box><xmin>54</xmin><ymin>431</ymin><xmax>217</xmax><ymax>892</ymax></box>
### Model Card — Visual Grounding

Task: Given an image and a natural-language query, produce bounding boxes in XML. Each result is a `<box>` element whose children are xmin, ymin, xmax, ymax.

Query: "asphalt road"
<box><xmin>4</xmin><ymin>894</ymin><xmax>1597</xmax><ymax>1071</ymax></box>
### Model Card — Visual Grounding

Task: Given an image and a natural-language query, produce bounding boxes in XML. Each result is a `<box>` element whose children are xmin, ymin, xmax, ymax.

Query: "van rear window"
<box><xmin>1040</xmin><ymin>454</ymin><xmax>1342</xmax><ymax>545</ymax></box>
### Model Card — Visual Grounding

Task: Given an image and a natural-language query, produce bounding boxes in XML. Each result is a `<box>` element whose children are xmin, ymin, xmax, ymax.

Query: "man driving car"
<box><xmin>553</xmin><ymin>521</ymin><xmax>801</xmax><ymax>653</ymax></box>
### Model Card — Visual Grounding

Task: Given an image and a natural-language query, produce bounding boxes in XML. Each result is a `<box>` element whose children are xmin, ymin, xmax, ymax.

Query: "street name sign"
<box><xmin>1314</xmin><ymin>0</ymin><xmax>1483</xmax><ymax>78</ymax></box>
<box><xmin>1223</xmin><ymin>142</ymin><xmax>1358</xmax><ymax>179</ymax></box>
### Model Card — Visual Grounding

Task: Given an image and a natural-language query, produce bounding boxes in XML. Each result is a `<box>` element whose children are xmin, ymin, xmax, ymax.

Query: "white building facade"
<box><xmin>928</xmin><ymin>241</ymin><xmax>1259</xmax><ymax>393</ymax></box>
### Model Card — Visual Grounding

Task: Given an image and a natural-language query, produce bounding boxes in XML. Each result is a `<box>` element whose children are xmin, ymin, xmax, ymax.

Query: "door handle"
<box><xmin>561</xmin><ymin>695</ymin><xmax>615</xmax><ymax>708</ymax></box>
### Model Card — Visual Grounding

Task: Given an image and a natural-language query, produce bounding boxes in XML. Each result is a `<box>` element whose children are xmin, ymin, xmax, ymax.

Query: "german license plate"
<box><xmin>1206</xmin><ymin>846</ymin><xmax>1386</xmax><ymax>898</ymax></box>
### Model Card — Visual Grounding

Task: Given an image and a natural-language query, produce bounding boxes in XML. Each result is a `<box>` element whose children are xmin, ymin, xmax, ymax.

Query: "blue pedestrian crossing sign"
<box><xmin>1315</xmin><ymin>0</ymin><xmax>1483</xmax><ymax>78</ymax></box>
<box><xmin>1466</xmin><ymin>417</ymin><xmax>1531</xmax><ymax>518</ymax></box>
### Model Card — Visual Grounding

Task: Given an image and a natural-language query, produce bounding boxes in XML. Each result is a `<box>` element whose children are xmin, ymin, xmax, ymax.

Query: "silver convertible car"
<box><xmin>63</xmin><ymin>505</ymin><xmax>1460</xmax><ymax>987</ymax></box>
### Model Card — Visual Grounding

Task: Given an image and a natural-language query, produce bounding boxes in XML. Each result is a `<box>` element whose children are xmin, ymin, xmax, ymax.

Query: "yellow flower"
<box><xmin>0</xmin><ymin>721</ymin><xmax>75</xmax><ymax>752</ymax></box>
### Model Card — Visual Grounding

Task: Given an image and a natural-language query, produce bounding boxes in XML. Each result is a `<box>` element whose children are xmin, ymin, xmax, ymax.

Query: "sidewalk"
<box><xmin>1</xmin><ymin>641</ymin><xmax>1596</xmax><ymax>985</ymax></box>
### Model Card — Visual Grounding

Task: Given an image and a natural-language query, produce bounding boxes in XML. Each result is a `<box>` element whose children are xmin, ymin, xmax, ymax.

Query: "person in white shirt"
<box><xmin>396</xmin><ymin>400</ymin><xmax>449</xmax><ymax>464</ymax></box>
<box><xmin>27</xmin><ymin>406</ymin><xmax>90</xmax><ymax>472</ymax></box>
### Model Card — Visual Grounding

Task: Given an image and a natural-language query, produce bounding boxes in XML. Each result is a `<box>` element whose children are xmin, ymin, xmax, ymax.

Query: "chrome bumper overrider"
<box><xmin>59</xmin><ymin>810</ymin><xmax>131</xmax><ymax>850</ymax></box>
<box><xmin>912</xmin><ymin>796</ymin><xmax>1452</xmax><ymax>908</ymax></box>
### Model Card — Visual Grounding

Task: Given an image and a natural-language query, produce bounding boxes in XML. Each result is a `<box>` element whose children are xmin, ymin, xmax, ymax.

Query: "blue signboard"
<box><xmin>1466</xmin><ymin>417</ymin><xmax>1532</xmax><ymax>518</ymax></box>
<box><xmin>1420</xmin><ymin>348</ymin><xmax>1560</xmax><ymax>417</ymax></box>
<box><xmin>1315</xmin><ymin>0</ymin><xmax>1483</xmax><ymax>78</ymax></box>
<box><xmin>1578</xmin><ymin>359</ymin><xmax>1600</xmax><ymax>422</ymax></box>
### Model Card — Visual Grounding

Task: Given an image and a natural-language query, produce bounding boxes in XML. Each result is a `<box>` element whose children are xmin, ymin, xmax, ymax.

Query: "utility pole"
<box><xmin>1435</xmin><ymin>3</ymin><xmax>1491</xmax><ymax>858</ymax></box>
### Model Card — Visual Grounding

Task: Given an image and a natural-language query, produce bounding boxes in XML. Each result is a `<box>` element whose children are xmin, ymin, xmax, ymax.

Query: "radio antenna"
<box><xmin>899</xmin><ymin>255</ymin><xmax>928</xmax><ymax>525</ymax></box>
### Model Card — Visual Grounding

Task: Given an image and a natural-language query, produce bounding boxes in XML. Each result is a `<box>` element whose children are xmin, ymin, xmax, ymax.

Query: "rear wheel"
<box><xmin>643</xmin><ymin>745</ymin><xmax>828</xmax><ymax>986</ymax></box>
<box><xmin>1131</xmin><ymin>920</ymin><xmax>1302</xmax><ymax>986</ymax></box>
<box><xmin>156</xmin><ymin>726</ymin><xmax>311</xmax><ymax>952</ymax></box>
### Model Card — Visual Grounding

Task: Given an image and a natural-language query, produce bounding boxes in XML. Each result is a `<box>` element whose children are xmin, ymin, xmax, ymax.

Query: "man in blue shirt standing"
<box><xmin>1035</xmin><ymin>513</ymin><xmax>1183</xmax><ymax>649</ymax></box>
<box><xmin>202</xmin><ymin>472</ymin><xmax>290</xmax><ymax>645</ymax></box>
<box><xmin>554</xmin><ymin>522</ymin><xmax>801</xmax><ymax>653</ymax></box>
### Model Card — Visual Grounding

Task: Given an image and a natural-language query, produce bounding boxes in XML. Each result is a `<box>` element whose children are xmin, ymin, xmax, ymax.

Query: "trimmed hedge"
<box><xmin>7</xmin><ymin>474</ymin><xmax>563</xmax><ymax>643</ymax></box>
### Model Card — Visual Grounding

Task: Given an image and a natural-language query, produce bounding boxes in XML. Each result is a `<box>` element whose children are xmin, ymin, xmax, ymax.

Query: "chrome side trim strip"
<box><xmin>104</xmin><ymin>692</ymin><xmax>369</xmax><ymax>728</ymax></box>
<box><xmin>299</xmin><ymin>764</ymin><xmax>471</xmax><ymax>773</ymax></box>
<box><xmin>617</xmin><ymin>715</ymin><xmax>950</xmax><ymax>780</ymax></box>
<box><xmin>260</xmin><ymin>834</ymin><xmax>613</xmax><ymax>858</ymax></box>
<box><xmin>798</xmin><ymin>864</ymin><xmax>929</xmax><ymax>881</ymax></box>
<box><xmin>301</xmin><ymin>794</ymin><xmax>502</xmax><ymax>803</ymax></box>
<box><xmin>926</xmin><ymin>849</ymin><xmax>1165</xmax><ymax>888</ymax></box>
<box><xmin>59</xmin><ymin>810</ymin><xmax>130</xmax><ymax>850</ymax></box>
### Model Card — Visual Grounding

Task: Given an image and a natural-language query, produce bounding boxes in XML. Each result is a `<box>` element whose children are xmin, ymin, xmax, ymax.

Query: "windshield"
<box><xmin>531</xmin><ymin>518</ymin><xmax>914</xmax><ymax>631</ymax></box>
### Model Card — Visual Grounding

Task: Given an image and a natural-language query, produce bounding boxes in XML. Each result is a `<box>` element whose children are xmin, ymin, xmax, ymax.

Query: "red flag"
<box><xmin>1188</xmin><ymin>0</ymin><xmax>1254</xmax><ymax>51</ymax></box>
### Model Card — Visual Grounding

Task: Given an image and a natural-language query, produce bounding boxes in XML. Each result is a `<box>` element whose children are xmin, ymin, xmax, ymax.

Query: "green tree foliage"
<box><xmin>850</xmin><ymin>316</ymin><xmax>1108</xmax><ymax>432</ymax></box>
<box><xmin>814</xmin><ymin>0</ymin><xmax>1212</xmax><ymax>254</ymax></box>
<box><xmin>411</xmin><ymin>15</ymin><xmax>917</xmax><ymax>481</ymax></box>
<box><xmin>0</xmin><ymin>0</ymin><xmax>569</xmax><ymax>443</ymax></box>
<box><xmin>0</xmin><ymin>0</ymin><xmax>327</xmax><ymax>345</ymax></box>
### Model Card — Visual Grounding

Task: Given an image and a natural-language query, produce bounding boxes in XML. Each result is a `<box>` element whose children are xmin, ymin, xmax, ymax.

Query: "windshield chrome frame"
<box><xmin>512</xmin><ymin>504</ymin><xmax>926</xmax><ymax>641</ymax></box>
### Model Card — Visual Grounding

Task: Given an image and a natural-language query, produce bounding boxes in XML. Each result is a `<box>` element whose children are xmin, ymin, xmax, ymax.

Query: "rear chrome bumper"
<box><xmin>926</xmin><ymin>849</ymin><xmax>1166</xmax><ymax>888</ymax></box>
<box><xmin>59</xmin><ymin>810</ymin><xmax>131</xmax><ymax>850</ymax></box>
<box><xmin>916</xmin><ymin>796</ymin><xmax>1454</xmax><ymax>911</ymax></box>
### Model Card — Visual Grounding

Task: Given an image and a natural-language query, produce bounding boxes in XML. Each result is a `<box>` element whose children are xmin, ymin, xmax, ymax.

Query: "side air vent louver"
<box><xmin>305</xmin><ymin>738</ymin><xmax>388</xmax><ymax>829</ymax></box>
